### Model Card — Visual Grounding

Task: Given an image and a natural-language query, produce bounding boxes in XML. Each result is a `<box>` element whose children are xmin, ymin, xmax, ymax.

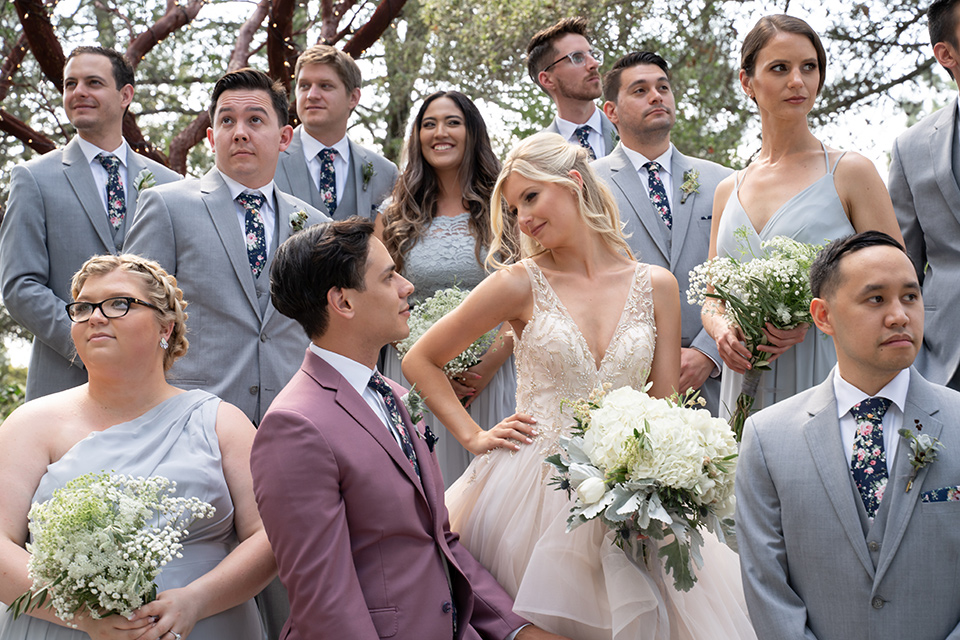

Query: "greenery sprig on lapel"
<box><xmin>899</xmin><ymin>420</ymin><xmax>943</xmax><ymax>492</ymax></box>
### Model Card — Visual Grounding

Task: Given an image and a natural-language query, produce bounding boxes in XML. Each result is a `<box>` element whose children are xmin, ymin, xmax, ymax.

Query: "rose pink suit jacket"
<box><xmin>251</xmin><ymin>349</ymin><xmax>527</xmax><ymax>639</ymax></box>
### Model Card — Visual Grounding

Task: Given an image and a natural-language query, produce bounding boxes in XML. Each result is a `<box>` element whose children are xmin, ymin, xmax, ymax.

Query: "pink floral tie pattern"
<box><xmin>96</xmin><ymin>153</ymin><xmax>126</xmax><ymax>230</ymax></box>
<box><xmin>643</xmin><ymin>161</ymin><xmax>672</xmax><ymax>229</ymax></box>
<box><xmin>850</xmin><ymin>396</ymin><xmax>892</xmax><ymax>519</ymax></box>
<box><xmin>236</xmin><ymin>192</ymin><xmax>267</xmax><ymax>278</ymax></box>
<box><xmin>368</xmin><ymin>371</ymin><xmax>420</xmax><ymax>479</ymax></box>
<box><xmin>574</xmin><ymin>125</ymin><xmax>597</xmax><ymax>160</ymax></box>
<box><xmin>317</xmin><ymin>148</ymin><xmax>338</xmax><ymax>216</ymax></box>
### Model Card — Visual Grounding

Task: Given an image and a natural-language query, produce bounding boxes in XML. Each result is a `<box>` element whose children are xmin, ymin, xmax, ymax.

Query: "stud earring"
<box><xmin>160</xmin><ymin>337</ymin><xmax>169</xmax><ymax>350</ymax></box>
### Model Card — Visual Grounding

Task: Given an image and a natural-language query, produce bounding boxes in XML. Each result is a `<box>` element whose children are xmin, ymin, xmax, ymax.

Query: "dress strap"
<box><xmin>519</xmin><ymin>258</ymin><xmax>556</xmax><ymax>314</ymax></box>
<box><xmin>819</xmin><ymin>139</ymin><xmax>847</xmax><ymax>175</ymax></box>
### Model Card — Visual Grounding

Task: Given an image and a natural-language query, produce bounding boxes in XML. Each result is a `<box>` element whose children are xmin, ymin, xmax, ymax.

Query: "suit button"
<box><xmin>872</xmin><ymin>596</ymin><xmax>885</xmax><ymax>609</ymax></box>
<box><xmin>260</xmin><ymin>334</ymin><xmax>268</xmax><ymax>342</ymax></box>
<box><xmin>256</xmin><ymin>290</ymin><xmax>262</xmax><ymax>298</ymax></box>
<box><xmin>441</xmin><ymin>601</ymin><xmax>452</xmax><ymax>613</ymax></box>
<box><xmin>868</xmin><ymin>541</ymin><xmax>880</xmax><ymax>552</ymax></box>
<box><xmin>249</xmin><ymin>385</ymin><xmax>259</xmax><ymax>395</ymax></box>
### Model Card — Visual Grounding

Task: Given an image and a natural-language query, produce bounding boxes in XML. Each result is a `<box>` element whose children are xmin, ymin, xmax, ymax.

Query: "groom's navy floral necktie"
<box><xmin>236</xmin><ymin>192</ymin><xmax>267</xmax><ymax>278</ymax></box>
<box><xmin>643</xmin><ymin>161</ymin><xmax>672</xmax><ymax>229</ymax></box>
<box><xmin>574</xmin><ymin>125</ymin><xmax>597</xmax><ymax>160</ymax></box>
<box><xmin>850</xmin><ymin>396</ymin><xmax>892</xmax><ymax>519</ymax></box>
<box><xmin>368</xmin><ymin>372</ymin><xmax>420</xmax><ymax>478</ymax></box>
<box><xmin>96</xmin><ymin>153</ymin><xmax>125</xmax><ymax>230</ymax></box>
<box><xmin>317</xmin><ymin>147</ymin><xmax>338</xmax><ymax>216</ymax></box>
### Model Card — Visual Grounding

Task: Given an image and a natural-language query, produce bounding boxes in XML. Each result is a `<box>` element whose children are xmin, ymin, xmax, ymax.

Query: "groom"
<box><xmin>736</xmin><ymin>231</ymin><xmax>960</xmax><ymax>640</ymax></box>
<box><xmin>250</xmin><ymin>218</ymin><xmax>565</xmax><ymax>640</ymax></box>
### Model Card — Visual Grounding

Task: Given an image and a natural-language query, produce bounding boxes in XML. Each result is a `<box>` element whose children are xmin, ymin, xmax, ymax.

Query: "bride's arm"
<box><xmin>133</xmin><ymin>402</ymin><xmax>276</xmax><ymax>639</ymax></box>
<box><xmin>647</xmin><ymin>265</ymin><xmax>681</xmax><ymax>399</ymax></box>
<box><xmin>403</xmin><ymin>265</ymin><xmax>536</xmax><ymax>455</ymax></box>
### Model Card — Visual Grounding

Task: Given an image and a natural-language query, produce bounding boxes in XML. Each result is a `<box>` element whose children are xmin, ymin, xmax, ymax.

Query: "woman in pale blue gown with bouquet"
<box><xmin>376</xmin><ymin>90</ymin><xmax>517</xmax><ymax>487</ymax></box>
<box><xmin>703</xmin><ymin>15</ymin><xmax>904</xmax><ymax>416</ymax></box>
<box><xmin>0</xmin><ymin>255</ymin><xmax>274</xmax><ymax>640</ymax></box>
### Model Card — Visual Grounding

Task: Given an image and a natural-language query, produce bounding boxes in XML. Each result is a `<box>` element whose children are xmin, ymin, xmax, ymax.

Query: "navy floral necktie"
<box><xmin>368</xmin><ymin>372</ymin><xmax>420</xmax><ymax>478</ymax></box>
<box><xmin>643</xmin><ymin>161</ymin><xmax>672</xmax><ymax>229</ymax></box>
<box><xmin>850</xmin><ymin>396</ymin><xmax>892</xmax><ymax>519</ymax></box>
<box><xmin>317</xmin><ymin>148</ymin><xmax>338</xmax><ymax>216</ymax></box>
<box><xmin>574</xmin><ymin>125</ymin><xmax>597</xmax><ymax>160</ymax></box>
<box><xmin>96</xmin><ymin>153</ymin><xmax>125</xmax><ymax>230</ymax></box>
<box><xmin>236</xmin><ymin>192</ymin><xmax>267</xmax><ymax>278</ymax></box>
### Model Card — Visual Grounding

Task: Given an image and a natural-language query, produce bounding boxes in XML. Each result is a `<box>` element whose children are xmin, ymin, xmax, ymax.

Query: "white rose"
<box><xmin>576</xmin><ymin>477</ymin><xmax>607</xmax><ymax>504</ymax></box>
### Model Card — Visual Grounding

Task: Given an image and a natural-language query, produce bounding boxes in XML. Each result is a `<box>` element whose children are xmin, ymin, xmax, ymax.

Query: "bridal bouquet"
<box><xmin>9</xmin><ymin>472</ymin><xmax>214</xmax><ymax>623</ymax></box>
<box><xmin>547</xmin><ymin>385</ymin><xmax>738</xmax><ymax>592</ymax></box>
<box><xmin>395</xmin><ymin>286</ymin><xmax>499</xmax><ymax>378</ymax></box>
<box><xmin>688</xmin><ymin>228</ymin><xmax>823</xmax><ymax>440</ymax></box>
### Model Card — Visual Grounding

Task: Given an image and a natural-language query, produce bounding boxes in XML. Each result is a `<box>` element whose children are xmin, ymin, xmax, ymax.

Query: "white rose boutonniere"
<box><xmin>899</xmin><ymin>421</ymin><xmax>944</xmax><ymax>492</ymax></box>
<box><xmin>134</xmin><ymin>169</ymin><xmax>156</xmax><ymax>192</ymax></box>
<box><xmin>679</xmin><ymin>169</ymin><xmax>700</xmax><ymax>204</ymax></box>
<box><xmin>362</xmin><ymin>161</ymin><xmax>376</xmax><ymax>191</ymax></box>
<box><xmin>289</xmin><ymin>209</ymin><xmax>308</xmax><ymax>233</ymax></box>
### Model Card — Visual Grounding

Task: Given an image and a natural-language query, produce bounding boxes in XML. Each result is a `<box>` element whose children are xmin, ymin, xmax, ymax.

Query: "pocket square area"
<box><xmin>921</xmin><ymin>486</ymin><xmax>960</xmax><ymax>503</ymax></box>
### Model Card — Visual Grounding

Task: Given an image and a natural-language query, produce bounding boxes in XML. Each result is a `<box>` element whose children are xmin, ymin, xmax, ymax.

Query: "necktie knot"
<box><xmin>643</xmin><ymin>160</ymin><xmax>662</xmax><ymax>175</ymax></box>
<box><xmin>96</xmin><ymin>153</ymin><xmax>125</xmax><ymax>231</ymax></box>
<box><xmin>236</xmin><ymin>191</ymin><xmax>266</xmax><ymax>213</ymax></box>
<box><xmin>850</xmin><ymin>397</ymin><xmax>892</xmax><ymax>425</ymax></box>
<box><xmin>367</xmin><ymin>371</ymin><xmax>392</xmax><ymax>397</ymax></box>
<box><xmin>318</xmin><ymin>147</ymin><xmax>338</xmax><ymax>162</ymax></box>
<box><xmin>96</xmin><ymin>153</ymin><xmax>121</xmax><ymax>172</ymax></box>
<box><xmin>573</xmin><ymin>125</ymin><xmax>597</xmax><ymax>160</ymax></box>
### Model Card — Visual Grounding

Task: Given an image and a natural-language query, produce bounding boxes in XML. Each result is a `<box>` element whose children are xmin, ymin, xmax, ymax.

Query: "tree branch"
<box><xmin>0</xmin><ymin>34</ymin><xmax>28</xmax><ymax>103</ymax></box>
<box><xmin>268</xmin><ymin>0</ymin><xmax>297</xmax><ymax>89</ymax></box>
<box><xmin>229</xmin><ymin>0</ymin><xmax>271</xmax><ymax>71</ymax></box>
<box><xmin>126</xmin><ymin>0</ymin><xmax>206</xmax><ymax>67</ymax></box>
<box><xmin>343</xmin><ymin>0</ymin><xmax>407</xmax><ymax>58</ymax></box>
<box><xmin>813</xmin><ymin>57</ymin><xmax>936</xmax><ymax>117</ymax></box>
<box><xmin>12</xmin><ymin>0</ymin><xmax>65</xmax><ymax>91</ymax></box>
<box><xmin>0</xmin><ymin>109</ymin><xmax>56</xmax><ymax>154</ymax></box>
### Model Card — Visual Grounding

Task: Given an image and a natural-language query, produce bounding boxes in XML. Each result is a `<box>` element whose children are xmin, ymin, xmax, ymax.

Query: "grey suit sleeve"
<box><xmin>736</xmin><ymin>417</ymin><xmax>819</xmax><ymax>640</ymax></box>
<box><xmin>690</xmin><ymin>328</ymin><xmax>721</xmax><ymax>371</ymax></box>
<box><xmin>123</xmin><ymin>188</ymin><xmax>178</xmax><ymax>275</ymax></box>
<box><xmin>0</xmin><ymin>165</ymin><xmax>80</xmax><ymax>365</ymax></box>
<box><xmin>888</xmin><ymin>138</ymin><xmax>926</xmax><ymax>282</ymax></box>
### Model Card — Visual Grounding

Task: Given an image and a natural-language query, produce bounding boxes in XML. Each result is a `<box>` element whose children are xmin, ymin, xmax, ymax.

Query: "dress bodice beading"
<box><xmin>403</xmin><ymin>213</ymin><xmax>488</xmax><ymax>305</ymax></box>
<box><xmin>514</xmin><ymin>259</ymin><xmax>655</xmax><ymax>456</ymax></box>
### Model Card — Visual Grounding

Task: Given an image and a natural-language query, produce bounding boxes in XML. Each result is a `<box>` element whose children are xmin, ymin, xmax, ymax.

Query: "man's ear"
<box><xmin>327</xmin><ymin>286</ymin><xmax>355</xmax><ymax>321</ymax></box>
<box><xmin>934</xmin><ymin>41</ymin><xmax>960</xmax><ymax>80</ymax></box>
<box><xmin>810</xmin><ymin>297</ymin><xmax>834</xmax><ymax>337</ymax></box>
<box><xmin>602</xmin><ymin>100</ymin><xmax>619</xmax><ymax>126</ymax></box>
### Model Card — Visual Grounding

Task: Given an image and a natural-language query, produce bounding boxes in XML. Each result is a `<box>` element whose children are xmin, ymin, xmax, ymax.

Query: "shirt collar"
<box><xmin>834</xmin><ymin>366</ymin><xmax>910</xmax><ymax>419</ymax></box>
<box><xmin>554</xmin><ymin>106</ymin><xmax>603</xmax><ymax>141</ymax></box>
<box><xmin>301</xmin><ymin>128</ymin><xmax>351</xmax><ymax>164</ymax></box>
<box><xmin>220</xmin><ymin>171</ymin><xmax>277</xmax><ymax>206</ymax></box>
<box><xmin>77</xmin><ymin>137</ymin><xmax>129</xmax><ymax>167</ymax></box>
<box><xmin>622</xmin><ymin>143</ymin><xmax>674</xmax><ymax>177</ymax></box>
<box><xmin>310</xmin><ymin>343</ymin><xmax>377</xmax><ymax>398</ymax></box>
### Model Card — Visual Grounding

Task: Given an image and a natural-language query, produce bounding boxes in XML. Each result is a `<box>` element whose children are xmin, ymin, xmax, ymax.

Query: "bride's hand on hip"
<box><xmin>467</xmin><ymin>413</ymin><xmax>538</xmax><ymax>455</ymax></box>
<box><xmin>756</xmin><ymin>323</ymin><xmax>809</xmax><ymax>364</ymax></box>
<box><xmin>715</xmin><ymin>324</ymin><xmax>753</xmax><ymax>374</ymax></box>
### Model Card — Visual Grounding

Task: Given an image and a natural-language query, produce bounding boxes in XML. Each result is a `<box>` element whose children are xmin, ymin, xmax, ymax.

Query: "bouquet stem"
<box><xmin>729</xmin><ymin>367</ymin><xmax>763</xmax><ymax>442</ymax></box>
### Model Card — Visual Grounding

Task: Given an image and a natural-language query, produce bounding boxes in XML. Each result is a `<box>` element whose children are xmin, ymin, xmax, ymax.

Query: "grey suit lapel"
<box><xmin>201</xmin><ymin>169</ymin><xmax>261</xmax><ymax>316</ymax></box>
<box><xmin>348</xmin><ymin>138</ymin><xmax>372</xmax><ymax>217</ymax></box>
<box><xmin>873</xmin><ymin>372</ymin><xmax>942</xmax><ymax>586</ymax></box>
<box><xmin>119</xmin><ymin>150</ymin><xmax>150</xmax><ymax>246</ymax></box>
<box><xmin>802</xmin><ymin>376</ymin><xmax>876</xmax><ymax>578</ymax></box>
<box><xmin>669</xmin><ymin>148</ymin><xmax>694</xmax><ymax>266</ymax></box>
<box><xmin>279</xmin><ymin>127</ymin><xmax>324</xmax><ymax>211</ymax></box>
<box><xmin>599</xmin><ymin>111</ymin><xmax>619</xmax><ymax>157</ymax></box>
<box><xmin>928</xmin><ymin>99</ymin><xmax>960</xmax><ymax>221</ymax></box>
<box><xmin>608</xmin><ymin>145</ymin><xmax>670</xmax><ymax>262</ymax></box>
<box><xmin>62</xmin><ymin>138</ymin><xmax>115</xmax><ymax>252</ymax></box>
<box><xmin>262</xmin><ymin>191</ymin><xmax>301</xmax><ymax>327</ymax></box>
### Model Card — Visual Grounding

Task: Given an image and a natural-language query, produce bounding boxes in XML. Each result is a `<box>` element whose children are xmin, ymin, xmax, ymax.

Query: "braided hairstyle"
<box><xmin>71</xmin><ymin>254</ymin><xmax>189</xmax><ymax>371</ymax></box>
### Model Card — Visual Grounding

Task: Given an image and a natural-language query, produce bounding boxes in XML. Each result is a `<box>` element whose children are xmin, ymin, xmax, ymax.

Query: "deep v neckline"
<box><xmin>529</xmin><ymin>261</ymin><xmax>641</xmax><ymax>371</ymax></box>
<box><xmin>735</xmin><ymin>171</ymin><xmax>830</xmax><ymax>237</ymax></box>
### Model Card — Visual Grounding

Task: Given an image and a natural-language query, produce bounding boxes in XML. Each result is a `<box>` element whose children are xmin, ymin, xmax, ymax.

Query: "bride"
<box><xmin>403</xmin><ymin>132</ymin><xmax>756</xmax><ymax>639</ymax></box>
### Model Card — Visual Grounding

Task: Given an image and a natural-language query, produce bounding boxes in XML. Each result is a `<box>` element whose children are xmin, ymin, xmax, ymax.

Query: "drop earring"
<box><xmin>161</xmin><ymin>337</ymin><xmax>169</xmax><ymax>350</ymax></box>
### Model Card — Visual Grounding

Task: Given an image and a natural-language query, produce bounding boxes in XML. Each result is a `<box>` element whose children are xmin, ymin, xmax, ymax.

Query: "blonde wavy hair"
<box><xmin>487</xmin><ymin>132</ymin><xmax>633</xmax><ymax>269</ymax></box>
<box><xmin>71</xmin><ymin>254</ymin><xmax>188</xmax><ymax>372</ymax></box>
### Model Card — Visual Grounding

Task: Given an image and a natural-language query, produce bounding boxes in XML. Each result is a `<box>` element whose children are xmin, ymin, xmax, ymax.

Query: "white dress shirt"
<box><xmin>301</xmin><ymin>129</ymin><xmax>351</xmax><ymax>200</ymax></box>
<box><xmin>77</xmin><ymin>137</ymin><xmax>131</xmax><ymax>215</ymax></box>
<box><xmin>834</xmin><ymin>366</ymin><xmax>910</xmax><ymax>471</ymax></box>
<box><xmin>622</xmin><ymin>143</ymin><xmax>675</xmax><ymax>206</ymax></box>
<box><xmin>555</xmin><ymin>107</ymin><xmax>606</xmax><ymax>157</ymax></box>
<box><xmin>220</xmin><ymin>173</ymin><xmax>279</xmax><ymax>256</ymax></box>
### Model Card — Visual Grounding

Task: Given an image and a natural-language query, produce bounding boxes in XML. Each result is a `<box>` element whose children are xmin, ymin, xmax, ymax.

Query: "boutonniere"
<box><xmin>361</xmin><ymin>161</ymin><xmax>376</xmax><ymax>191</ymax></box>
<box><xmin>134</xmin><ymin>169</ymin><xmax>156</xmax><ymax>191</ymax></box>
<box><xmin>402</xmin><ymin>386</ymin><xmax>438</xmax><ymax>451</ymax></box>
<box><xmin>899</xmin><ymin>421</ymin><xmax>944</xmax><ymax>492</ymax></box>
<box><xmin>289</xmin><ymin>209</ymin><xmax>308</xmax><ymax>233</ymax></box>
<box><xmin>679</xmin><ymin>169</ymin><xmax>700</xmax><ymax>204</ymax></box>
<box><xmin>609</xmin><ymin>129</ymin><xmax>620</xmax><ymax>149</ymax></box>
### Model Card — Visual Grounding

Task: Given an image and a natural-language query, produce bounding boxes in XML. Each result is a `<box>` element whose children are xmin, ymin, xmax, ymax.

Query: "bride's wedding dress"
<box><xmin>446</xmin><ymin>259</ymin><xmax>756</xmax><ymax>640</ymax></box>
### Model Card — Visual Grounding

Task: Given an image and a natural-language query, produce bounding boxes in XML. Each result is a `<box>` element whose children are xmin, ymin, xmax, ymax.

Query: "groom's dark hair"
<box><xmin>810</xmin><ymin>231</ymin><xmax>908</xmax><ymax>299</ymax></box>
<box><xmin>271</xmin><ymin>218</ymin><xmax>373</xmax><ymax>339</ymax></box>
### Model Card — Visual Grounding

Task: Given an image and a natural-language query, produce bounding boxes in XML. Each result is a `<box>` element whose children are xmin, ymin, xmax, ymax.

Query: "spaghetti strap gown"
<box><xmin>445</xmin><ymin>259</ymin><xmax>756</xmax><ymax>640</ymax></box>
<box><xmin>0</xmin><ymin>390</ymin><xmax>264</xmax><ymax>640</ymax></box>
<box><xmin>715</xmin><ymin>142</ymin><xmax>854</xmax><ymax>418</ymax></box>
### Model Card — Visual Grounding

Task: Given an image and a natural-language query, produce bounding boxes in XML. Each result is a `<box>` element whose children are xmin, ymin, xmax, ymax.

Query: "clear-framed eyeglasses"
<box><xmin>66</xmin><ymin>296</ymin><xmax>161</xmax><ymax>323</ymax></box>
<box><xmin>542</xmin><ymin>49</ymin><xmax>603</xmax><ymax>72</ymax></box>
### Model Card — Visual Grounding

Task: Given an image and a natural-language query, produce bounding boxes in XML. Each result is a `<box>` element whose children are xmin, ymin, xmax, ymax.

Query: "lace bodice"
<box><xmin>514</xmin><ymin>259</ymin><xmax>656</xmax><ymax>455</ymax></box>
<box><xmin>404</xmin><ymin>213</ymin><xmax>487</xmax><ymax>305</ymax></box>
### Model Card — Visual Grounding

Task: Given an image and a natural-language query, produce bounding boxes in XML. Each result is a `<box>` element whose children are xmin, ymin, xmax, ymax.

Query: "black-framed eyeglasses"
<box><xmin>542</xmin><ymin>49</ymin><xmax>603</xmax><ymax>73</ymax></box>
<box><xmin>65</xmin><ymin>297</ymin><xmax>161</xmax><ymax>323</ymax></box>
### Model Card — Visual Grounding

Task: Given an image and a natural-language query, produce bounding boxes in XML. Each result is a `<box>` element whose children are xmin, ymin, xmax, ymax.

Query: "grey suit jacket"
<box><xmin>124</xmin><ymin>168</ymin><xmax>329</xmax><ymax>423</ymax></box>
<box><xmin>737</xmin><ymin>367</ymin><xmax>960</xmax><ymax>640</ymax></box>
<box><xmin>274</xmin><ymin>126</ymin><xmax>397</xmax><ymax>220</ymax></box>
<box><xmin>0</xmin><ymin>137</ymin><xmax>180</xmax><ymax>399</ymax></box>
<box><xmin>890</xmin><ymin>97</ymin><xmax>960</xmax><ymax>385</ymax></box>
<box><xmin>593</xmin><ymin>143</ymin><xmax>730</xmax><ymax>414</ymax></box>
<box><xmin>543</xmin><ymin>110</ymin><xmax>619</xmax><ymax>158</ymax></box>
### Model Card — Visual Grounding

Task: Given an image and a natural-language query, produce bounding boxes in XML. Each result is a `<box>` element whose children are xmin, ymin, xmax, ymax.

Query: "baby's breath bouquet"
<box><xmin>547</xmin><ymin>385</ymin><xmax>738</xmax><ymax>592</ymax></box>
<box><xmin>395</xmin><ymin>286</ymin><xmax>498</xmax><ymax>377</ymax></box>
<box><xmin>688</xmin><ymin>228</ymin><xmax>823</xmax><ymax>440</ymax></box>
<box><xmin>9</xmin><ymin>472</ymin><xmax>214</xmax><ymax>624</ymax></box>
